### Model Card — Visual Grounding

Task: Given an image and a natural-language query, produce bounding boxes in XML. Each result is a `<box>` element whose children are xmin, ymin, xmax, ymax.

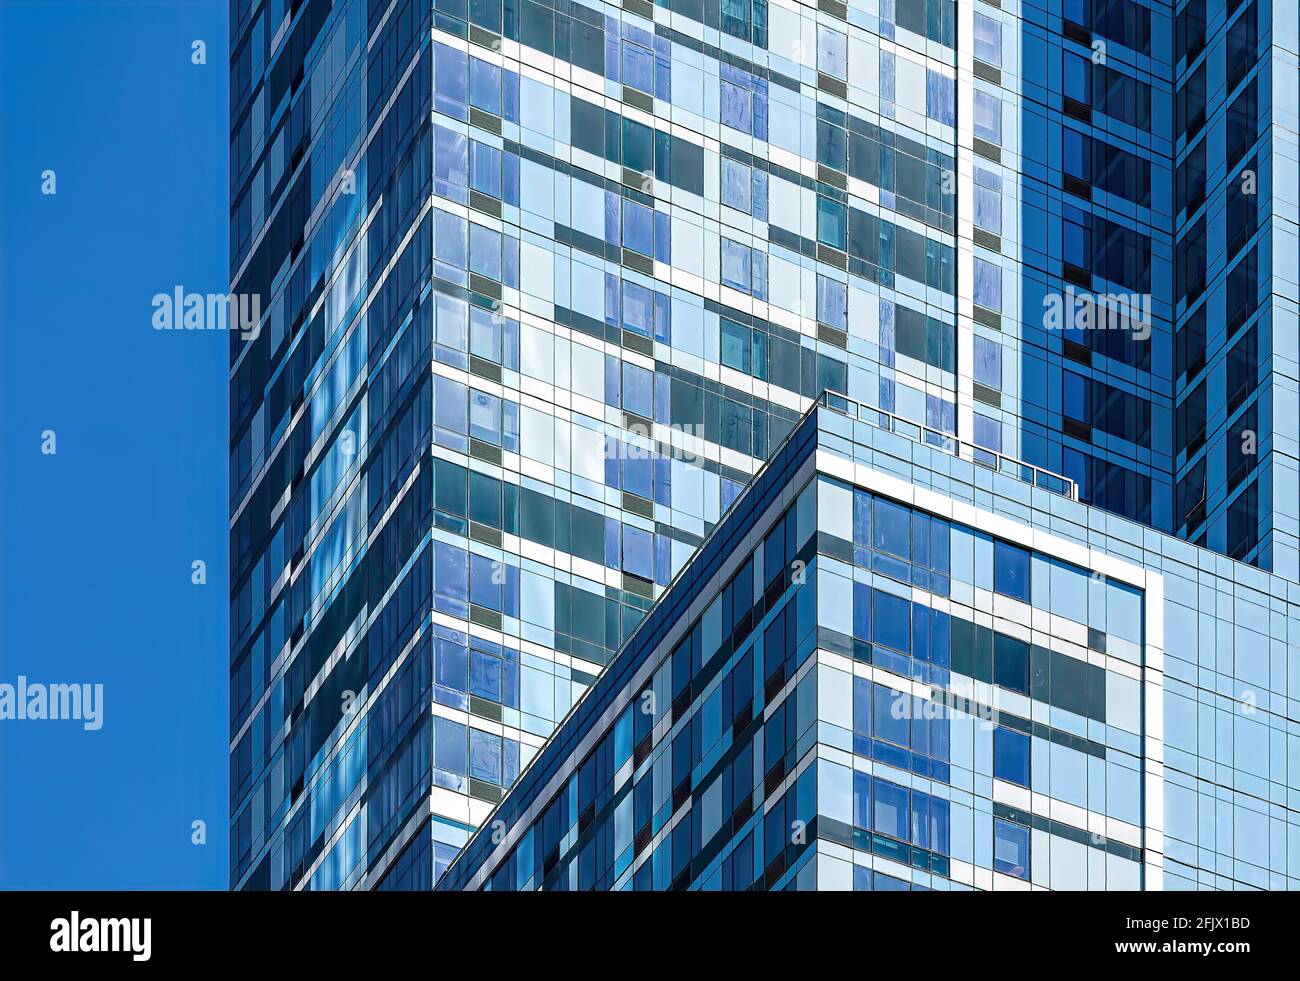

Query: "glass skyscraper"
<box><xmin>227</xmin><ymin>0</ymin><xmax>1298</xmax><ymax>890</ymax></box>
<box><xmin>439</xmin><ymin>396</ymin><xmax>1300</xmax><ymax>890</ymax></box>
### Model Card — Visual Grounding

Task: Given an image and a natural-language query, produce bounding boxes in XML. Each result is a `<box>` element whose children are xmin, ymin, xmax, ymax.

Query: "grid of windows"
<box><xmin>440</xmin><ymin>404</ymin><xmax>1300</xmax><ymax>892</ymax></box>
<box><xmin>228</xmin><ymin>0</ymin><xmax>1298</xmax><ymax>891</ymax></box>
<box><xmin>229</xmin><ymin>0</ymin><xmax>971</xmax><ymax>890</ymax></box>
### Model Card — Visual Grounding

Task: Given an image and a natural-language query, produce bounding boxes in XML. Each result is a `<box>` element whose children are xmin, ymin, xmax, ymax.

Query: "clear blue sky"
<box><xmin>1</xmin><ymin>0</ymin><xmax>229</xmax><ymax>888</ymax></box>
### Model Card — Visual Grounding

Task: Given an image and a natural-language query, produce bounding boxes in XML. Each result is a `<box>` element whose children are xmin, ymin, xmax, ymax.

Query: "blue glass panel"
<box><xmin>993</xmin><ymin>727</ymin><xmax>1030</xmax><ymax>787</ymax></box>
<box><xmin>993</xmin><ymin>540</ymin><xmax>1031</xmax><ymax>602</ymax></box>
<box><xmin>872</xmin><ymin>589</ymin><xmax>911</xmax><ymax>653</ymax></box>
<box><xmin>872</xmin><ymin>778</ymin><xmax>910</xmax><ymax>841</ymax></box>
<box><xmin>994</xmin><ymin>819</ymin><xmax>1030</xmax><ymax>879</ymax></box>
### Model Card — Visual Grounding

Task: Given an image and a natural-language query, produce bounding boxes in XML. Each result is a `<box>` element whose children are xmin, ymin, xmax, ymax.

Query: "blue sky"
<box><xmin>1</xmin><ymin>0</ymin><xmax>229</xmax><ymax>887</ymax></box>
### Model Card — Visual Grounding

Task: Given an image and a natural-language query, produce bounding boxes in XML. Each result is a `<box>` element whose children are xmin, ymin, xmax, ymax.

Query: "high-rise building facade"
<box><xmin>1167</xmin><ymin>1</ymin><xmax>1299</xmax><ymax>576</ymax></box>
<box><xmin>227</xmin><ymin>0</ymin><xmax>1297</xmax><ymax>890</ymax></box>
<box><xmin>439</xmin><ymin>397</ymin><xmax>1300</xmax><ymax>891</ymax></box>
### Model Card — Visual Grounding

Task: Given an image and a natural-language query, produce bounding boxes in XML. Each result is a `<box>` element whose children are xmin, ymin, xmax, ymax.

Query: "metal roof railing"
<box><xmin>819</xmin><ymin>391</ymin><xmax>1079</xmax><ymax>501</ymax></box>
